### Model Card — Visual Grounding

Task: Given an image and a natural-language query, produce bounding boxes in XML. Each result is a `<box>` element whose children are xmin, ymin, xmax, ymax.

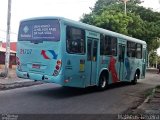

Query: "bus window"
<box><xmin>100</xmin><ymin>34</ymin><xmax>105</xmax><ymax>55</ymax></box>
<box><xmin>66</xmin><ymin>26</ymin><xmax>85</xmax><ymax>54</ymax></box>
<box><xmin>93</xmin><ymin>41</ymin><xmax>98</xmax><ymax>61</ymax></box>
<box><xmin>18</xmin><ymin>19</ymin><xmax>60</xmax><ymax>42</ymax></box>
<box><xmin>136</xmin><ymin>43</ymin><xmax>142</xmax><ymax>59</ymax></box>
<box><xmin>100</xmin><ymin>35</ymin><xmax>117</xmax><ymax>56</ymax></box>
<box><xmin>87</xmin><ymin>40</ymin><xmax>92</xmax><ymax>61</ymax></box>
<box><xmin>127</xmin><ymin>41</ymin><xmax>136</xmax><ymax>58</ymax></box>
<box><xmin>119</xmin><ymin>45</ymin><xmax>125</xmax><ymax>62</ymax></box>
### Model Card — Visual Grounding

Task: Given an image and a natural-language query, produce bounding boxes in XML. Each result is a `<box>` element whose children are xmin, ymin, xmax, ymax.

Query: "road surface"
<box><xmin>0</xmin><ymin>72</ymin><xmax>159</xmax><ymax>116</ymax></box>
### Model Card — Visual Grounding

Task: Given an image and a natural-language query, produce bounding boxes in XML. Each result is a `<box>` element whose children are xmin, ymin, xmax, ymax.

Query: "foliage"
<box><xmin>157</xmin><ymin>56</ymin><xmax>160</xmax><ymax>65</ymax></box>
<box><xmin>147</xmin><ymin>38</ymin><xmax>160</xmax><ymax>52</ymax></box>
<box><xmin>157</xmin><ymin>86</ymin><xmax>160</xmax><ymax>89</ymax></box>
<box><xmin>93</xmin><ymin>0</ymin><xmax>141</xmax><ymax>14</ymax></box>
<box><xmin>144</xmin><ymin>88</ymin><xmax>154</xmax><ymax>98</ymax></box>
<box><xmin>149</xmin><ymin>51</ymin><xmax>157</xmax><ymax>67</ymax></box>
<box><xmin>80</xmin><ymin>0</ymin><xmax>160</xmax><ymax>52</ymax></box>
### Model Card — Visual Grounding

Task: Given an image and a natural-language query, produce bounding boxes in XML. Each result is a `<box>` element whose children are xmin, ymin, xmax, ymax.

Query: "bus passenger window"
<box><xmin>100</xmin><ymin>35</ymin><xmax>117</xmax><ymax>56</ymax></box>
<box><xmin>66</xmin><ymin>26</ymin><xmax>85</xmax><ymax>54</ymax></box>
<box><xmin>136</xmin><ymin>43</ymin><xmax>142</xmax><ymax>59</ymax></box>
<box><xmin>87</xmin><ymin>41</ymin><xmax>92</xmax><ymax>61</ymax></box>
<box><xmin>93</xmin><ymin>41</ymin><xmax>98</xmax><ymax>61</ymax></box>
<box><xmin>127</xmin><ymin>41</ymin><xmax>136</xmax><ymax>58</ymax></box>
<box><xmin>100</xmin><ymin>34</ymin><xmax>105</xmax><ymax>55</ymax></box>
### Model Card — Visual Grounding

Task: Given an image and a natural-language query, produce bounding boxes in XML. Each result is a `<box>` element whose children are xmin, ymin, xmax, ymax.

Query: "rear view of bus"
<box><xmin>16</xmin><ymin>18</ymin><xmax>62</xmax><ymax>84</ymax></box>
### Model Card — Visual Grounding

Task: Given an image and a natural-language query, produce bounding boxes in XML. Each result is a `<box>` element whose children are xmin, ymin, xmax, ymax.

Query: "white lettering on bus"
<box><xmin>21</xmin><ymin>34</ymin><xmax>31</xmax><ymax>38</ymax></box>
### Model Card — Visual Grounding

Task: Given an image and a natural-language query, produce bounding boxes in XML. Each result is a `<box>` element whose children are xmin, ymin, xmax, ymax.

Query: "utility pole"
<box><xmin>156</xmin><ymin>54</ymin><xmax>158</xmax><ymax>68</ymax></box>
<box><xmin>4</xmin><ymin>0</ymin><xmax>12</xmax><ymax>77</ymax></box>
<box><xmin>148</xmin><ymin>52</ymin><xmax>151</xmax><ymax>68</ymax></box>
<box><xmin>122</xmin><ymin>0</ymin><xmax>129</xmax><ymax>15</ymax></box>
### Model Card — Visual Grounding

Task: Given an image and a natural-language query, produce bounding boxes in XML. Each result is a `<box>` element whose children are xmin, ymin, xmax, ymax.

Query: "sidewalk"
<box><xmin>136</xmin><ymin>68</ymin><xmax>160</xmax><ymax>115</ymax></box>
<box><xmin>136</xmin><ymin>86</ymin><xmax>160</xmax><ymax>114</ymax></box>
<box><xmin>0</xmin><ymin>69</ymin><xmax>43</xmax><ymax>90</ymax></box>
<box><xmin>123</xmin><ymin>85</ymin><xmax>160</xmax><ymax>119</ymax></box>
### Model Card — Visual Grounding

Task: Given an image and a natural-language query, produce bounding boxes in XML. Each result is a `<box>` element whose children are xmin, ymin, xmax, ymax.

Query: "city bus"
<box><xmin>16</xmin><ymin>16</ymin><xmax>147</xmax><ymax>89</ymax></box>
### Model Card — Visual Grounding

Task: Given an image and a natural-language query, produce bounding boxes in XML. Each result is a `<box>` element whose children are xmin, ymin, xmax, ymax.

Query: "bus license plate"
<box><xmin>32</xmin><ymin>64</ymin><xmax>40</xmax><ymax>69</ymax></box>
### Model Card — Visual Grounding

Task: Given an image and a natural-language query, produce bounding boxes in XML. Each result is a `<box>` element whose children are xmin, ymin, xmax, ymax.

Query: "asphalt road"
<box><xmin>0</xmin><ymin>72</ymin><xmax>159</xmax><ymax>116</ymax></box>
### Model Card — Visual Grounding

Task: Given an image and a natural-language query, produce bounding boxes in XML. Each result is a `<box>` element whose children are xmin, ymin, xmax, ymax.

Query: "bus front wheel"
<box><xmin>98</xmin><ymin>74</ymin><xmax>108</xmax><ymax>90</ymax></box>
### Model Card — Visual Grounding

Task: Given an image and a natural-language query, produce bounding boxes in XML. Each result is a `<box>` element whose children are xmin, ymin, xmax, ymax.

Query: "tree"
<box><xmin>93</xmin><ymin>0</ymin><xmax>119</xmax><ymax>14</ymax></box>
<box><xmin>149</xmin><ymin>51</ymin><xmax>158</xmax><ymax>68</ymax></box>
<box><xmin>92</xmin><ymin>0</ymin><xmax>142</xmax><ymax>14</ymax></box>
<box><xmin>80</xmin><ymin>0</ymin><xmax>160</xmax><ymax>52</ymax></box>
<box><xmin>158</xmin><ymin>56</ymin><xmax>160</xmax><ymax>65</ymax></box>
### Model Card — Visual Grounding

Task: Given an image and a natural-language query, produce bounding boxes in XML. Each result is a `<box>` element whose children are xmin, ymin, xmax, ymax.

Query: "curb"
<box><xmin>123</xmin><ymin>86</ymin><xmax>160</xmax><ymax>115</ymax></box>
<box><xmin>146</xmin><ymin>68</ymin><xmax>158</xmax><ymax>73</ymax></box>
<box><xmin>136</xmin><ymin>86</ymin><xmax>160</xmax><ymax>114</ymax></box>
<box><xmin>121</xmin><ymin>88</ymin><xmax>155</xmax><ymax>115</ymax></box>
<box><xmin>142</xmin><ymin>88</ymin><xmax>156</xmax><ymax>103</ymax></box>
<box><xmin>0</xmin><ymin>81</ymin><xmax>44</xmax><ymax>90</ymax></box>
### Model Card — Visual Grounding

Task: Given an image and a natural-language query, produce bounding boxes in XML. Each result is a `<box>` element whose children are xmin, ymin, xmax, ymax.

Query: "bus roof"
<box><xmin>20</xmin><ymin>16</ymin><xmax>146</xmax><ymax>45</ymax></box>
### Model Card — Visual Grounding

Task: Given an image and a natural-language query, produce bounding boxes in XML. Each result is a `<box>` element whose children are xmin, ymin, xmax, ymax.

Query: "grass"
<box><xmin>144</xmin><ymin>88</ymin><xmax>154</xmax><ymax>98</ymax></box>
<box><xmin>156</xmin><ymin>86</ymin><xmax>160</xmax><ymax>89</ymax></box>
<box><xmin>143</xmin><ymin>86</ymin><xmax>160</xmax><ymax>102</ymax></box>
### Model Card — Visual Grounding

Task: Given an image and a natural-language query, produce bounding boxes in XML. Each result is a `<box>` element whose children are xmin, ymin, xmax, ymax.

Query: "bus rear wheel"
<box><xmin>98</xmin><ymin>74</ymin><xmax>108</xmax><ymax>90</ymax></box>
<box><xmin>131</xmin><ymin>72</ymin><xmax>138</xmax><ymax>85</ymax></box>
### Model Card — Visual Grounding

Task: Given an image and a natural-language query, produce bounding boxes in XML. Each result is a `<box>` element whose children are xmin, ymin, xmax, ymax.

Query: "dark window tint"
<box><xmin>100</xmin><ymin>34</ymin><xmax>105</xmax><ymax>55</ymax></box>
<box><xmin>66</xmin><ymin>26</ymin><xmax>85</xmax><ymax>54</ymax></box>
<box><xmin>87</xmin><ymin>40</ymin><xmax>92</xmax><ymax>60</ymax></box>
<box><xmin>127</xmin><ymin>41</ymin><xmax>136</xmax><ymax>57</ymax></box>
<box><xmin>100</xmin><ymin>34</ymin><xmax>117</xmax><ymax>56</ymax></box>
<box><xmin>136</xmin><ymin>43</ymin><xmax>142</xmax><ymax>59</ymax></box>
<box><xmin>93</xmin><ymin>41</ymin><xmax>98</xmax><ymax>61</ymax></box>
<box><xmin>119</xmin><ymin>45</ymin><xmax>125</xmax><ymax>62</ymax></box>
<box><xmin>127</xmin><ymin>41</ymin><xmax>142</xmax><ymax>58</ymax></box>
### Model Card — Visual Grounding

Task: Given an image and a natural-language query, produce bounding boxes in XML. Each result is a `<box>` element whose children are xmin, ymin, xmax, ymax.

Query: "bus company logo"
<box><xmin>23</xmin><ymin>26</ymin><xmax>29</xmax><ymax>33</ymax></box>
<box><xmin>20</xmin><ymin>25</ymin><xmax>31</xmax><ymax>38</ymax></box>
<box><xmin>41</xmin><ymin>50</ymin><xmax>58</xmax><ymax>60</ymax></box>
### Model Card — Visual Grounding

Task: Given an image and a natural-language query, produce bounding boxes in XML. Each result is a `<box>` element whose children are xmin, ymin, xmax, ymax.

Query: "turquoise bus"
<box><xmin>16</xmin><ymin>17</ymin><xmax>147</xmax><ymax>89</ymax></box>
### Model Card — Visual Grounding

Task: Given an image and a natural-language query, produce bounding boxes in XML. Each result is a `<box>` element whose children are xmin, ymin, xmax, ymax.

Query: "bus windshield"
<box><xmin>18</xmin><ymin>19</ymin><xmax>60</xmax><ymax>42</ymax></box>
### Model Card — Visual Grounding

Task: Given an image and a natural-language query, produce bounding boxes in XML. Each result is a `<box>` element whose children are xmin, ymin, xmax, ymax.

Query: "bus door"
<box><xmin>87</xmin><ymin>38</ymin><xmax>98</xmax><ymax>85</ymax></box>
<box><xmin>118</xmin><ymin>44</ymin><xmax>125</xmax><ymax>81</ymax></box>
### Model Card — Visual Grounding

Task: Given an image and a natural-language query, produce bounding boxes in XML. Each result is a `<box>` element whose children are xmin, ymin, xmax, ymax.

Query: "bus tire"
<box><xmin>131</xmin><ymin>72</ymin><xmax>138</xmax><ymax>85</ymax></box>
<box><xmin>98</xmin><ymin>73</ymin><xmax>108</xmax><ymax>90</ymax></box>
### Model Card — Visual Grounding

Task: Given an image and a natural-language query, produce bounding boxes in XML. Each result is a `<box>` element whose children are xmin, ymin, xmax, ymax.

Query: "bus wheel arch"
<box><xmin>98</xmin><ymin>70</ymin><xmax>109</xmax><ymax>90</ymax></box>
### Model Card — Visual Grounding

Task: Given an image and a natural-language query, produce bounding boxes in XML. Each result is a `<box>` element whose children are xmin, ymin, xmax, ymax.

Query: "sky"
<box><xmin>0</xmin><ymin>0</ymin><xmax>160</xmax><ymax>54</ymax></box>
<box><xmin>0</xmin><ymin>0</ymin><xmax>96</xmax><ymax>42</ymax></box>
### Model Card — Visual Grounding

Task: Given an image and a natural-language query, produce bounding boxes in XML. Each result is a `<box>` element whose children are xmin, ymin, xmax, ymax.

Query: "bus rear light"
<box><xmin>55</xmin><ymin>65</ymin><xmax>60</xmax><ymax>70</ymax></box>
<box><xmin>53</xmin><ymin>70</ymin><xmax>58</xmax><ymax>76</ymax></box>
<box><xmin>57</xmin><ymin>60</ymin><xmax>61</xmax><ymax>65</ymax></box>
<box><xmin>53</xmin><ymin>60</ymin><xmax>62</xmax><ymax>76</ymax></box>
